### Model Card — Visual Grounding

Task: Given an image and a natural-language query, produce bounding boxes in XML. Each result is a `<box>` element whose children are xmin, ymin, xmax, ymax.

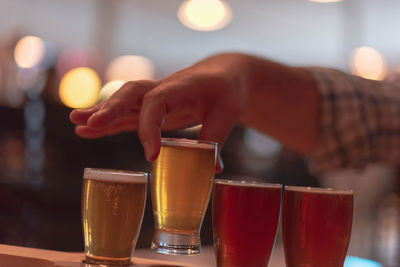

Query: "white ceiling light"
<box><xmin>14</xmin><ymin>36</ymin><xmax>45</xmax><ymax>69</ymax></box>
<box><xmin>350</xmin><ymin>46</ymin><xmax>387</xmax><ymax>81</ymax></box>
<box><xmin>178</xmin><ymin>0</ymin><xmax>233</xmax><ymax>31</ymax></box>
<box><xmin>105</xmin><ymin>55</ymin><xmax>155</xmax><ymax>82</ymax></box>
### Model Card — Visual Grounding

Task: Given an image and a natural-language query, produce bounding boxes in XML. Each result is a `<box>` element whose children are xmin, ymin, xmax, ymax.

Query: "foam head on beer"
<box><xmin>83</xmin><ymin>168</ymin><xmax>148</xmax><ymax>183</ymax></box>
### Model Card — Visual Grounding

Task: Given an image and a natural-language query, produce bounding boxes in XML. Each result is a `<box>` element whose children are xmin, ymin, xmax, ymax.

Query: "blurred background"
<box><xmin>0</xmin><ymin>0</ymin><xmax>399</xmax><ymax>265</ymax></box>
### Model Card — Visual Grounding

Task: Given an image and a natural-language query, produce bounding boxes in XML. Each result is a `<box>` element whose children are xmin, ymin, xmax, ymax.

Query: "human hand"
<box><xmin>70</xmin><ymin>54</ymin><xmax>248</xmax><ymax>173</ymax></box>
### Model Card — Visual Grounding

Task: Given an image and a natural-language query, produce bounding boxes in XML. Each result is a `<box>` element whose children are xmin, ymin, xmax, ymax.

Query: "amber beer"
<box><xmin>282</xmin><ymin>186</ymin><xmax>353</xmax><ymax>267</ymax></box>
<box><xmin>151</xmin><ymin>138</ymin><xmax>217</xmax><ymax>255</ymax></box>
<box><xmin>82</xmin><ymin>168</ymin><xmax>147</xmax><ymax>266</ymax></box>
<box><xmin>212</xmin><ymin>180</ymin><xmax>282</xmax><ymax>267</ymax></box>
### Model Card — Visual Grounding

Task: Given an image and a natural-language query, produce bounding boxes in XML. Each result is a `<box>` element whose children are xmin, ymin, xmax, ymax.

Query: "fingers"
<box><xmin>198</xmin><ymin>105</ymin><xmax>238</xmax><ymax>173</ymax></box>
<box><xmin>70</xmin><ymin>72</ymin><xmax>237</xmax><ymax>173</ymax></box>
<box><xmin>69</xmin><ymin>104</ymin><xmax>101</xmax><ymax>125</ymax></box>
<box><xmin>86</xmin><ymin>80</ymin><xmax>158</xmax><ymax>129</ymax></box>
<box><xmin>138</xmin><ymin>91</ymin><xmax>167</xmax><ymax>162</ymax></box>
<box><xmin>69</xmin><ymin>80</ymin><xmax>156</xmax><ymax>128</ymax></box>
<box><xmin>75</xmin><ymin>115</ymin><xmax>140</xmax><ymax>138</ymax></box>
<box><xmin>137</xmin><ymin>80</ymin><xmax>206</xmax><ymax>162</ymax></box>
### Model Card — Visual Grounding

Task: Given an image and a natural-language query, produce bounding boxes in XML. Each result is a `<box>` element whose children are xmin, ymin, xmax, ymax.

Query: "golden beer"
<box><xmin>82</xmin><ymin>168</ymin><xmax>147</xmax><ymax>266</ymax></box>
<box><xmin>151</xmin><ymin>138</ymin><xmax>217</xmax><ymax>255</ymax></box>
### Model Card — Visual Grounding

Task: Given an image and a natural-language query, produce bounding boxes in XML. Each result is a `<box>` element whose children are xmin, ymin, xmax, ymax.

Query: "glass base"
<box><xmin>151</xmin><ymin>230</ymin><xmax>201</xmax><ymax>255</ymax></box>
<box><xmin>83</xmin><ymin>255</ymin><xmax>132</xmax><ymax>266</ymax></box>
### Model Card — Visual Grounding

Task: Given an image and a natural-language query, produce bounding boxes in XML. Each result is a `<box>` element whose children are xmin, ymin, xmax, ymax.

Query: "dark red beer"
<box><xmin>212</xmin><ymin>180</ymin><xmax>282</xmax><ymax>267</ymax></box>
<box><xmin>282</xmin><ymin>186</ymin><xmax>353</xmax><ymax>267</ymax></box>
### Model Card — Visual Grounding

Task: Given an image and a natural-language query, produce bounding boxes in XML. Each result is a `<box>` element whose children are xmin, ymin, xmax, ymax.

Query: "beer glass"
<box><xmin>150</xmin><ymin>138</ymin><xmax>217</xmax><ymax>255</ymax></box>
<box><xmin>212</xmin><ymin>179</ymin><xmax>282</xmax><ymax>267</ymax></box>
<box><xmin>81</xmin><ymin>168</ymin><xmax>148</xmax><ymax>266</ymax></box>
<box><xmin>282</xmin><ymin>186</ymin><xmax>353</xmax><ymax>267</ymax></box>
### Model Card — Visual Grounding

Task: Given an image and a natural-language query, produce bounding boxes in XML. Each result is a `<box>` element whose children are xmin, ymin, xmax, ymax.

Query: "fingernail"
<box><xmin>143</xmin><ymin>141</ymin><xmax>154</xmax><ymax>162</ymax></box>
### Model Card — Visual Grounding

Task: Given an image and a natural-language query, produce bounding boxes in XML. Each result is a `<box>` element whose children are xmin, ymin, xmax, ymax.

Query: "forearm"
<box><xmin>309</xmin><ymin>68</ymin><xmax>400</xmax><ymax>172</ymax></box>
<box><xmin>237</xmin><ymin>54</ymin><xmax>320</xmax><ymax>155</ymax></box>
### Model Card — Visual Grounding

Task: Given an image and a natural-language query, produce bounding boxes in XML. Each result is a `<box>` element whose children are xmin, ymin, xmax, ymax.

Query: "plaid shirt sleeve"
<box><xmin>306</xmin><ymin>67</ymin><xmax>400</xmax><ymax>173</ymax></box>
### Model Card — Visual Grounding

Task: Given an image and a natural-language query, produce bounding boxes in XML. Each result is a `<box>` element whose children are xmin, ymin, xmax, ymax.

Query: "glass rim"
<box><xmin>161</xmin><ymin>137</ymin><xmax>217</xmax><ymax>149</ymax></box>
<box><xmin>83</xmin><ymin>168</ymin><xmax>148</xmax><ymax>183</ymax></box>
<box><xmin>214</xmin><ymin>179</ymin><xmax>282</xmax><ymax>189</ymax></box>
<box><xmin>284</xmin><ymin>185</ymin><xmax>353</xmax><ymax>195</ymax></box>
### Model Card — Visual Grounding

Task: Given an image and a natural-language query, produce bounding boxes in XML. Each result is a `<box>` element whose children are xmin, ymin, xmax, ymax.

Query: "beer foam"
<box><xmin>83</xmin><ymin>168</ymin><xmax>148</xmax><ymax>184</ymax></box>
<box><xmin>161</xmin><ymin>138</ymin><xmax>216</xmax><ymax>150</ymax></box>
<box><xmin>284</xmin><ymin>186</ymin><xmax>353</xmax><ymax>195</ymax></box>
<box><xmin>214</xmin><ymin>179</ymin><xmax>282</xmax><ymax>189</ymax></box>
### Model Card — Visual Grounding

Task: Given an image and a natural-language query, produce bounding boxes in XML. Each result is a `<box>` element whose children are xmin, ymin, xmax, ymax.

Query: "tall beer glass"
<box><xmin>212</xmin><ymin>179</ymin><xmax>282</xmax><ymax>267</ymax></box>
<box><xmin>82</xmin><ymin>168</ymin><xmax>148</xmax><ymax>266</ymax></box>
<box><xmin>282</xmin><ymin>186</ymin><xmax>353</xmax><ymax>267</ymax></box>
<box><xmin>150</xmin><ymin>138</ymin><xmax>217</xmax><ymax>255</ymax></box>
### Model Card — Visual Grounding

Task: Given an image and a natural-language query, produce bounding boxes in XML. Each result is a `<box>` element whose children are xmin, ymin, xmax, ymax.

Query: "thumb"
<box><xmin>198</xmin><ymin>108</ymin><xmax>235</xmax><ymax>174</ymax></box>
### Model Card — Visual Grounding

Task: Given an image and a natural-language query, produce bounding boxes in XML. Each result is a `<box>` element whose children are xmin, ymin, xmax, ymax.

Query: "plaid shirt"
<box><xmin>307</xmin><ymin>68</ymin><xmax>400</xmax><ymax>173</ymax></box>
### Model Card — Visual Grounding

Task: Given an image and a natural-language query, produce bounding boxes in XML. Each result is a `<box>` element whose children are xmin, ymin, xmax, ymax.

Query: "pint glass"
<box><xmin>282</xmin><ymin>186</ymin><xmax>353</xmax><ymax>267</ymax></box>
<box><xmin>82</xmin><ymin>168</ymin><xmax>148</xmax><ymax>266</ymax></box>
<box><xmin>150</xmin><ymin>138</ymin><xmax>217</xmax><ymax>255</ymax></box>
<box><xmin>212</xmin><ymin>179</ymin><xmax>282</xmax><ymax>267</ymax></box>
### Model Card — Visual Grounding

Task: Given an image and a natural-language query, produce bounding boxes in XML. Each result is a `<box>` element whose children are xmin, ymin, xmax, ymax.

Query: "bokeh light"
<box><xmin>39</xmin><ymin>40</ymin><xmax>56</xmax><ymax>71</ymax></box>
<box><xmin>350</xmin><ymin>46</ymin><xmax>387</xmax><ymax>81</ymax></box>
<box><xmin>56</xmin><ymin>47</ymin><xmax>102</xmax><ymax>79</ymax></box>
<box><xmin>344</xmin><ymin>256</ymin><xmax>381</xmax><ymax>267</ymax></box>
<box><xmin>244</xmin><ymin>129</ymin><xmax>281</xmax><ymax>158</ymax></box>
<box><xmin>59</xmin><ymin>67</ymin><xmax>101</xmax><ymax>108</ymax></box>
<box><xmin>105</xmin><ymin>55</ymin><xmax>154</xmax><ymax>82</ymax></box>
<box><xmin>177</xmin><ymin>0</ymin><xmax>233</xmax><ymax>31</ymax></box>
<box><xmin>14</xmin><ymin>35</ymin><xmax>45</xmax><ymax>69</ymax></box>
<box><xmin>5</xmin><ymin>85</ymin><xmax>25</xmax><ymax>108</ymax></box>
<box><xmin>16</xmin><ymin>68</ymin><xmax>46</xmax><ymax>94</ymax></box>
<box><xmin>99</xmin><ymin>80</ymin><xmax>125</xmax><ymax>102</ymax></box>
<box><xmin>309</xmin><ymin>0</ymin><xmax>343</xmax><ymax>3</ymax></box>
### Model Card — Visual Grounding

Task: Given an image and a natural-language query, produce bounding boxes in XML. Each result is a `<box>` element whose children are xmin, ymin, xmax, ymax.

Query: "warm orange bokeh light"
<box><xmin>105</xmin><ymin>55</ymin><xmax>155</xmax><ymax>82</ymax></box>
<box><xmin>59</xmin><ymin>67</ymin><xmax>101</xmax><ymax>108</ymax></box>
<box><xmin>178</xmin><ymin>0</ymin><xmax>233</xmax><ymax>31</ymax></box>
<box><xmin>350</xmin><ymin>46</ymin><xmax>387</xmax><ymax>81</ymax></box>
<box><xmin>56</xmin><ymin>47</ymin><xmax>102</xmax><ymax>79</ymax></box>
<box><xmin>14</xmin><ymin>35</ymin><xmax>45</xmax><ymax>69</ymax></box>
<box><xmin>99</xmin><ymin>80</ymin><xmax>126</xmax><ymax>102</ymax></box>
